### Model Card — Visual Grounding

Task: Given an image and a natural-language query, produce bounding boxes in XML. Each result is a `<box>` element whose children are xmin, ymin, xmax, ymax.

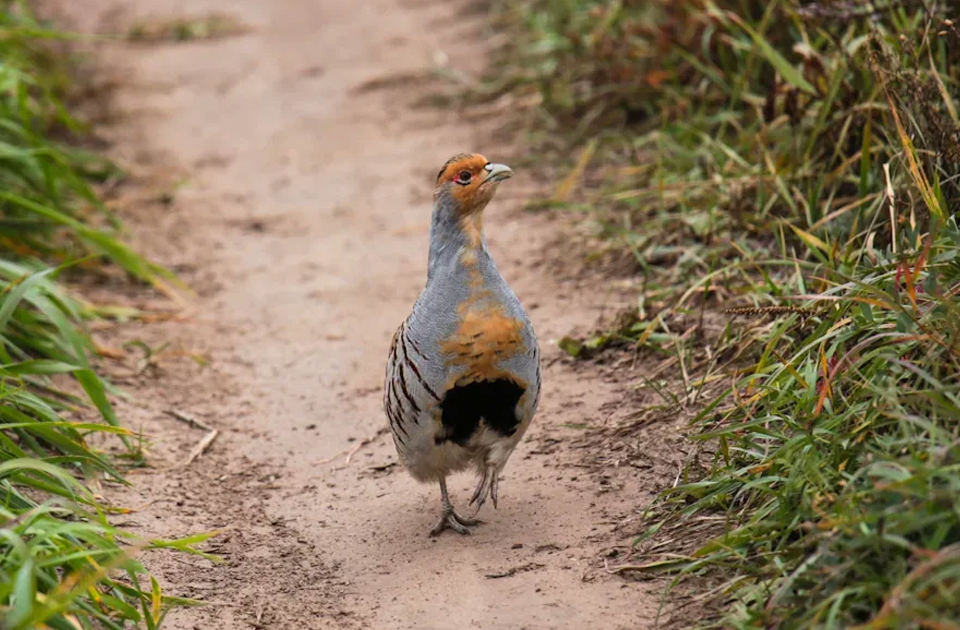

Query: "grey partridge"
<box><xmin>384</xmin><ymin>153</ymin><xmax>541</xmax><ymax>536</ymax></box>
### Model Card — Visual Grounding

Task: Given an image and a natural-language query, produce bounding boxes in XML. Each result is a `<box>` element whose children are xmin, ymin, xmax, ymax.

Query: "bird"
<box><xmin>383</xmin><ymin>152</ymin><xmax>541</xmax><ymax>536</ymax></box>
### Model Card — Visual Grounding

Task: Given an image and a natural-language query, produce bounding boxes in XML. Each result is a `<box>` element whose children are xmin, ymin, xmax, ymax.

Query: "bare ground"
<box><xmin>54</xmin><ymin>0</ymin><xmax>691</xmax><ymax>628</ymax></box>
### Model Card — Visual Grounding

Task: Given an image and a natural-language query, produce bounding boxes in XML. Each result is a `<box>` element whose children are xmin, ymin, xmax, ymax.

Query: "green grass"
<box><xmin>1</xmin><ymin>2</ymin><xmax>208</xmax><ymax>628</ymax></box>
<box><xmin>477</xmin><ymin>0</ymin><xmax>960</xmax><ymax>628</ymax></box>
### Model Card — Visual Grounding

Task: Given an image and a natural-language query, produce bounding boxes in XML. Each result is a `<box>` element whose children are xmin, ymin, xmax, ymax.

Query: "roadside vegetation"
<box><xmin>478</xmin><ymin>0</ymin><xmax>960</xmax><ymax>627</ymax></box>
<box><xmin>0</xmin><ymin>2</ymin><xmax>204</xmax><ymax>628</ymax></box>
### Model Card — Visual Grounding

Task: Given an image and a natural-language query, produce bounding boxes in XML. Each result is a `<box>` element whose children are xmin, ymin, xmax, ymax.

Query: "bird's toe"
<box><xmin>430</xmin><ymin>511</ymin><xmax>474</xmax><ymax>536</ymax></box>
<box><xmin>452</xmin><ymin>511</ymin><xmax>482</xmax><ymax>528</ymax></box>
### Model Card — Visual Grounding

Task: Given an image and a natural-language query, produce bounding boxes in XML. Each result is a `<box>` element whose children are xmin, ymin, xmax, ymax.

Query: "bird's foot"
<box><xmin>430</xmin><ymin>505</ymin><xmax>482</xmax><ymax>537</ymax></box>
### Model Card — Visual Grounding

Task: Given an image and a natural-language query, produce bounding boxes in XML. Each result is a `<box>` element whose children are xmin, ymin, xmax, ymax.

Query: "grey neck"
<box><xmin>426</xmin><ymin>194</ymin><xmax>487</xmax><ymax>282</ymax></box>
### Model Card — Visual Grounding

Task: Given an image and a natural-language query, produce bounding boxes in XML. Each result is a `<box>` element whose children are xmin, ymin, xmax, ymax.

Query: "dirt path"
<box><xmin>60</xmin><ymin>0</ymin><xmax>674</xmax><ymax>628</ymax></box>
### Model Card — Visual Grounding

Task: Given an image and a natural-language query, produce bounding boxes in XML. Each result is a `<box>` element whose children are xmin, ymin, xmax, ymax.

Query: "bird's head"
<box><xmin>434</xmin><ymin>153</ymin><xmax>513</xmax><ymax>217</ymax></box>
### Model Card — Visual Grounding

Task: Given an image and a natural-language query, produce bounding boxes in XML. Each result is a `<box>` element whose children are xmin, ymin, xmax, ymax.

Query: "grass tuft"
<box><xmin>479</xmin><ymin>0</ymin><xmax>960</xmax><ymax>627</ymax></box>
<box><xmin>1</xmin><ymin>2</ymin><xmax>205</xmax><ymax>627</ymax></box>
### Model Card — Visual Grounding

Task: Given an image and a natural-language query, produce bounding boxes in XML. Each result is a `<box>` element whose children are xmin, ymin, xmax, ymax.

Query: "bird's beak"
<box><xmin>482</xmin><ymin>163</ymin><xmax>514</xmax><ymax>184</ymax></box>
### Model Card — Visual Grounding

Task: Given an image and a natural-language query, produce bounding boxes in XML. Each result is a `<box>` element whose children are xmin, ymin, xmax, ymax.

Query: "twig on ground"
<box><xmin>183</xmin><ymin>429</ymin><xmax>219</xmax><ymax>467</ymax></box>
<box><xmin>315</xmin><ymin>449</ymin><xmax>349</xmax><ymax>466</ymax></box>
<box><xmin>484</xmin><ymin>562</ymin><xmax>544</xmax><ymax>579</ymax></box>
<box><xmin>606</xmin><ymin>563</ymin><xmax>658</xmax><ymax>575</ymax></box>
<box><xmin>254</xmin><ymin>598</ymin><xmax>266</xmax><ymax>628</ymax></box>
<box><xmin>345</xmin><ymin>427</ymin><xmax>389</xmax><ymax>465</ymax></box>
<box><xmin>315</xmin><ymin>427</ymin><xmax>389</xmax><ymax>467</ymax></box>
<box><xmin>164</xmin><ymin>409</ymin><xmax>214</xmax><ymax>432</ymax></box>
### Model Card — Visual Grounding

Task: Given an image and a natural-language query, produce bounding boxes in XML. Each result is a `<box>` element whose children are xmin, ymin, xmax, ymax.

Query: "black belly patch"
<box><xmin>437</xmin><ymin>379</ymin><xmax>525</xmax><ymax>446</ymax></box>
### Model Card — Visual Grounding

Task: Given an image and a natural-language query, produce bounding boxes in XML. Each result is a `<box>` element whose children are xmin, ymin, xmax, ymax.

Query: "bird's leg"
<box><xmin>430</xmin><ymin>478</ymin><xmax>481</xmax><ymax>537</ymax></box>
<box><xmin>469</xmin><ymin>464</ymin><xmax>501</xmax><ymax>514</ymax></box>
<box><xmin>468</xmin><ymin>466</ymin><xmax>490</xmax><ymax>513</ymax></box>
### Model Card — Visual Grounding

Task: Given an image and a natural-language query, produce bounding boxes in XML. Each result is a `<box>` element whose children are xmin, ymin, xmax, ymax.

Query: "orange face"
<box><xmin>434</xmin><ymin>153</ymin><xmax>513</xmax><ymax>215</ymax></box>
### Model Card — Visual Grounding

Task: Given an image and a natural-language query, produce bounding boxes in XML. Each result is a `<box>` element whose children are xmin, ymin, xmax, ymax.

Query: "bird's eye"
<box><xmin>456</xmin><ymin>170</ymin><xmax>472</xmax><ymax>184</ymax></box>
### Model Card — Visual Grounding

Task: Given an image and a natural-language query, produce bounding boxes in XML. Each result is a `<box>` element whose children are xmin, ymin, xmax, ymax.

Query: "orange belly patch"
<box><xmin>440</xmin><ymin>302</ymin><xmax>527</xmax><ymax>388</ymax></box>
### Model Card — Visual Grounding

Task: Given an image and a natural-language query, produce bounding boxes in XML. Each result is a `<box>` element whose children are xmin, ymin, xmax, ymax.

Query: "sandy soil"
<box><xmin>53</xmin><ymin>0</ymin><xmax>687</xmax><ymax>628</ymax></box>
